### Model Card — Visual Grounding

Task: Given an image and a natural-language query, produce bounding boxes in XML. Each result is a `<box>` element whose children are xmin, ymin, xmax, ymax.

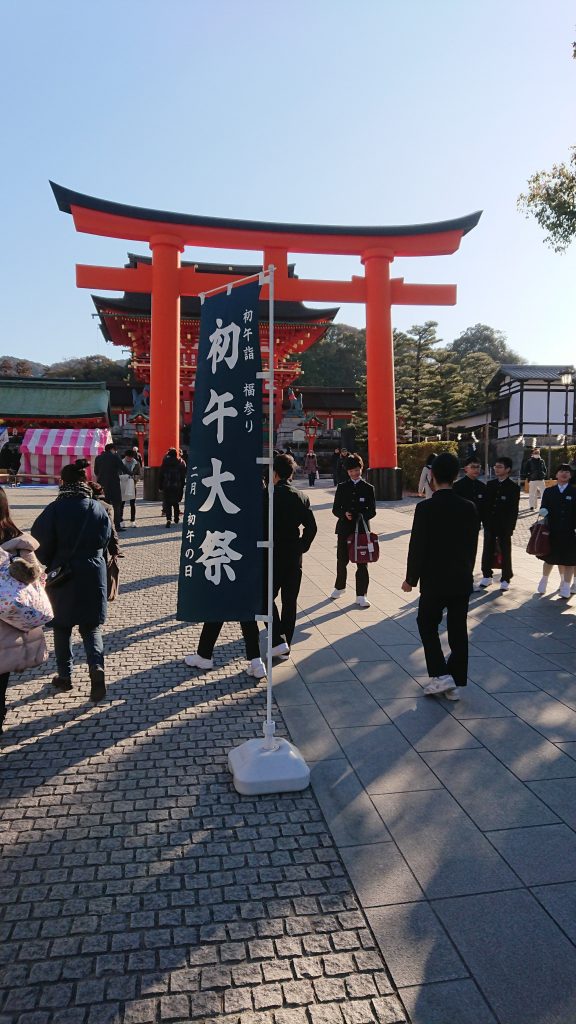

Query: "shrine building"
<box><xmin>93</xmin><ymin>256</ymin><xmax>338</xmax><ymax>432</ymax></box>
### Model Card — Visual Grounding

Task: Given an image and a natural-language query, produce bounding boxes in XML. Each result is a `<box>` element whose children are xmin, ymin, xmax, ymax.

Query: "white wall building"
<box><xmin>487</xmin><ymin>365</ymin><xmax>575</xmax><ymax>441</ymax></box>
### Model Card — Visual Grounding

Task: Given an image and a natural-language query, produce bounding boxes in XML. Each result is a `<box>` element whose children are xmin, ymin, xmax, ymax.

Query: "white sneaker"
<box><xmin>248</xmin><ymin>657</ymin><xmax>267</xmax><ymax>679</ymax></box>
<box><xmin>444</xmin><ymin>688</ymin><xmax>461</xmax><ymax>701</ymax></box>
<box><xmin>500</xmin><ymin>581</ymin><xmax>510</xmax><ymax>592</ymax></box>
<box><xmin>184</xmin><ymin>653</ymin><xmax>214</xmax><ymax>670</ymax></box>
<box><xmin>330</xmin><ymin>588</ymin><xmax>346</xmax><ymax>599</ymax></box>
<box><xmin>424</xmin><ymin>675</ymin><xmax>453</xmax><ymax>696</ymax></box>
<box><xmin>271</xmin><ymin>642</ymin><xmax>290</xmax><ymax>657</ymax></box>
<box><xmin>356</xmin><ymin>595</ymin><xmax>371</xmax><ymax>608</ymax></box>
<box><xmin>478</xmin><ymin>577</ymin><xmax>493</xmax><ymax>588</ymax></box>
<box><xmin>537</xmin><ymin>577</ymin><xmax>548</xmax><ymax>595</ymax></box>
<box><xmin>559</xmin><ymin>581</ymin><xmax>571</xmax><ymax>599</ymax></box>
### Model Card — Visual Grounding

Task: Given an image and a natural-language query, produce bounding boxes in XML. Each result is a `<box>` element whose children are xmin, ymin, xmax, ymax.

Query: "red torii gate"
<box><xmin>50</xmin><ymin>183</ymin><xmax>481</xmax><ymax>498</ymax></box>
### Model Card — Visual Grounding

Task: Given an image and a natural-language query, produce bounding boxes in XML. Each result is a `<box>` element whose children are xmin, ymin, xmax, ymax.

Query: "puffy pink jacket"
<box><xmin>0</xmin><ymin>533</ymin><xmax>48</xmax><ymax>675</ymax></box>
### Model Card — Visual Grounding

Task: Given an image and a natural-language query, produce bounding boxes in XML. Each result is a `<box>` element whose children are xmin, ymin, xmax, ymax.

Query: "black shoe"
<box><xmin>165</xmin><ymin>521</ymin><xmax>171</xmax><ymax>528</ymax></box>
<box><xmin>51</xmin><ymin>676</ymin><xmax>73</xmax><ymax>692</ymax></box>
<box><xmin>89</xmin><ymin>667</ymin><xmax>106</xmax><ymax>703</ymax></box>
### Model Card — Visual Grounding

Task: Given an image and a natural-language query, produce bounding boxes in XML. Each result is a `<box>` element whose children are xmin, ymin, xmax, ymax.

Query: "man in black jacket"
<box><xmin>453</xmin><ymin>455</ymin><xmax>487</xmax><ymax>524</ymax></box>
<box><xmin>331</xmin><ymin>453</ymin><xmax>376</xmax><ymax>608</ymax></box>
<box><xmin>270</xmin><ymin>453</ymin><xmax>317</xmax><ymax>654</ymax></box>
<box><xmin>402</xmin><ymin>452</ymin><xmax>479</xmax><ymax>700</ymax></box>
<box><xmin>524</xmin><ymin>447</ymin><xmax>547</xmax><ymax>511</ymax></box>
<box><xmin>479</xmin><ymin>456</ymin><xmax>520</xmax><ymax>591</ymax></box>
<box><xmin>94</xmin><ymin>443</ymin><xmax>126</xmax><ymax>532</ymax></box>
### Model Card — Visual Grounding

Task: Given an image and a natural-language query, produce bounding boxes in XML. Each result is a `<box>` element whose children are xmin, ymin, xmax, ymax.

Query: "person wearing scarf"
<box><xmin>31</xmin><ymin>463</ymin><xmax>112</xmax><ymax>702</ymax></box>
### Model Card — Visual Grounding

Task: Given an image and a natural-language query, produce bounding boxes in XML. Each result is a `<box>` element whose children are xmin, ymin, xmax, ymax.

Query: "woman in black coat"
<box><xmin>31</xmin><ymin>463</ymin><xmax>112</xmax><ymax>701</ymax></box>
<box><xmin>159</xmin><ymin>448</ymin><xmax>187</xmax><ymax>527</ymax></box>
<box><xmin>536</xmin><ymin>464</ymin><xmax>576</xmax><ymax>599</ymax></box>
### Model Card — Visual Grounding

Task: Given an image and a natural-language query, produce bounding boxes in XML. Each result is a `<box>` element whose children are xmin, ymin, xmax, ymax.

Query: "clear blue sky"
<box><xmin>1</xmin><ymin>0</ymin><xmax>575</xmax><ymax>365</ymax></box>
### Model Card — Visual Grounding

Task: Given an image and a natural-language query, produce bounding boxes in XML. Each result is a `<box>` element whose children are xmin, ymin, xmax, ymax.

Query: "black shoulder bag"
<box><xmin>45</xmin><ymin>501</ymin><xmax>93</xmax><ymax>590</ymax></box>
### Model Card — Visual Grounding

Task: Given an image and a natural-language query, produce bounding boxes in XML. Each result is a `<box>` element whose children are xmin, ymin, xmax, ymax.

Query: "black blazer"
<box><xmin>453</xmin><ymin>476</ymin><xmax>488</xmax><ymax>526</ymax></box>
<box><xmin>273</xmin><ymin>480</ymin><xmax>317</xmax><ymax>554</ymax></box>
<box><xmin>484</xmin><ymin>477</ymin><xmax>520</xmax><ymax>535</ymax></box>
<box><xmin>541</xmin><ymin>483</ymin><xmax>576</xmax><ymax>534</ymax></box>
<box><xmin>332</xmin><ymin>478</ymin><xmax>376</xmax><ymax>536</ymax></box>
<box><xmin>406</xmin><ymin>489</ymin><xmax>479</xmax><ymax>595</ymax></box>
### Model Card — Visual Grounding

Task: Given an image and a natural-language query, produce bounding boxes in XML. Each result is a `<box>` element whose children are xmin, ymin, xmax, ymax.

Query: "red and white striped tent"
<box><xmin>19</xmin><ymin>428</ymin><xmax>113</xmax><ymax>483</ymax></box>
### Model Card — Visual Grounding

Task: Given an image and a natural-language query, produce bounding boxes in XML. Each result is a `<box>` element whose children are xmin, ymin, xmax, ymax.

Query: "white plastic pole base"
<box><xmin>228</xmin><ymin>736</ymin><xmax>310</xmax><ymax>795</ymax></box>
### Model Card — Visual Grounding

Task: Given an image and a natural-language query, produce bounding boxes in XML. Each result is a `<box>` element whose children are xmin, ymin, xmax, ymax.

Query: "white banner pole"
<box><xmin>263</xmin><ymin>265</ymin><xmax>276</xmax><ymax>747</ymax></box>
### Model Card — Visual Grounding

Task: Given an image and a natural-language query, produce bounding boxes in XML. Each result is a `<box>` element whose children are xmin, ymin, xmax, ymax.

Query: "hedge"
<box><xmin>398</xmin><ymin>441</ymin><xmax>458</xmax><ymax>492</ymax></box>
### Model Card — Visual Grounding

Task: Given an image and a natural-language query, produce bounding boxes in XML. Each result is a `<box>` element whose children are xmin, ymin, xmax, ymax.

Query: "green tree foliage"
<box><xmin>299</xmin><ymin>324</ymin><xmax>366</xmax><ymax>387</ymax></box>
<box><xmin>448</xmin><ymin>324</ymin><xmax>523</xmax><ymax>364</ymax></box>
<box><xmin>43</xmin><ymin>355</ymin><xmax>130</xmax><ymax>382</ymax></box>
<box><xmin>518</xmin><ymin>147</ymin><xmax>576</xmax><ymax>252</ymax></box>
<box><xmin>394</xmin><ymin>321</ymin><xmax>443</xmax><ymax>441</ymax></box>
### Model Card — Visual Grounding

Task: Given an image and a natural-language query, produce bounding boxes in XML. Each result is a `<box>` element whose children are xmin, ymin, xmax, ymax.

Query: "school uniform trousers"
<box><xmin>481</xmin><ymin>478</ymin><xmax>520</xmax><ymax>583</ymax></box>
<box><xmin>270</xmin><ymin>480</ymin><xmax>317</xmax><ymax>647</ymax></box>
<box><xmin>406</xmin><ymin>490</ymin><xmax>479</xmax><ymax>687</ymax></box>
<box><xmin>197</xmin><ymin>621</ymin><xmax>260</xmax><ymax>660</ymax></box>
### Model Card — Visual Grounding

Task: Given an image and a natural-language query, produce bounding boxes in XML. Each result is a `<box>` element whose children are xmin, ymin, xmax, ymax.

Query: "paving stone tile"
<box><xmin>271</xmin><ymin>667</ymin><xmax>314</xmax><ymax>707</ymax></box>
<box><xmin>434</xmin><ymin>889</ymin><xmax>576</xmax><ymax>1024</ymax></box>
<box><xmin>462</xmin><ymin>717</ymin><xmax>576</xmax><ymax>780</ymax></box>
<box><xmin>496</xmin><ymin>691</ymin><xmax>576</xmax><ymax>741</ymax></box>
<box><xmin>399</xmin><ymin>979</ymin><xmax>497</xmax><ymax>1024</ymax></box>
<box><xmin>281</xmin><ymin>705</ymin><xmax>343</xmax><ymax>761</ymax></box>
<box><xmin>365</xmin><ymin>903</ymin><xmax>467</xmax><ymax>987</ymax></box>
<box><xmin>379</xmin><ymin>645</ymin><xmax>429</xmax><ymax>675</ymax></box>
<box><xmin>466</xmin><ymin>656</ymin><xmax>538</xmax><ymax>693</ymax></box>
<box><xmin>334</xmin><ymin>724</ymin><xmax>442</xmax><ymax>794</ymax></box>
<box><xmin>307</xmin><ymin>681</ymin><xmax>389</xmax><ymax>728</ymax></box>
<box><xmin>372</xmin><ymin>790</ymin><xmax>520</xmax><ymax>898</ymax></box>
<box><xmin>421</xmin><ymin>748</ymin><xmax>559</xmax><ymax>829</ymax></box>
<box><xmin>363</xmin><ymin>623</ymin><xmax>417</xmax><ymax>646</ymax></box>
<box><xmin>290</xmin><ymin>649</ymin><xmax>356</xmax><ymax>684</ymax></box>
<box><xmin>329</xmin><ymin>634</ymin><xmax>389</xmax><ymax>663</ymax></box>
<box><xmin>487</xmin><ymin>823</ymin><xmax>576</xmax><ymax>885</ymax></box>
<box><xmin>527</xmin><ymin>777</ymin><xmax>576</xmax><ymax>828</ymax></box>
<box><xmin>471</xmin><ymin>640</ymin><xmax>556</xmax><ymax>672</ymax></box>
<box><xmin>531</xmin><ymin>881</ymin><xmax>576</xmax><ymax>943</ymax></box>
<box><xmin>432</xmin><ymin>681</ymin><xmax>514</xmax><ymax>720</ymax></box>
<box><xmin>519</xmin><ymin>670</ymin><xmax>576</xmax><ymax>711</ymax></box>
<box><xmin>310</xmin><ymin>761</ymin><xmax>392</xmax><ymax>848</ymax></box>
<box><xmin>351</xmin><ymin>662</ymin><xmax>424</xmax><ymax>699</ymax></box>
<box><xmin>339</xmin><ymin>843</ymin><xmax>424</xmax><ymax>907</ymax></box>
<box><xmin>379</xmin><ymin>698</ymin><xmax>481</xmax><ymax>751</ymax></box>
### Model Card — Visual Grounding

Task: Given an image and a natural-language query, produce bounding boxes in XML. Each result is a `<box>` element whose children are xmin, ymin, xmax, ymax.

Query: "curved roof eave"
<box><xmin>51</xmin><ymin>182</ymin><xmax>482</xmax><ymax>240</ymax></box>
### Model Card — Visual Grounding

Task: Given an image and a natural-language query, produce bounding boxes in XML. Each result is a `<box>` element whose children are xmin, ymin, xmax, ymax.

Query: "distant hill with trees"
<box><xmin>0</xmin><ymin>355</ymin><xmax>130</xmax><ymax>381</ymax></box>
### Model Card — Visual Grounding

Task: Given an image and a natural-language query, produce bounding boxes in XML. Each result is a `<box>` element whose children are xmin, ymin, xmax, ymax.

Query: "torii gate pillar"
<box><xmin>362</xmin><ymin>249</ymin><xmax>401</xmax><ymax>498</ymax></box>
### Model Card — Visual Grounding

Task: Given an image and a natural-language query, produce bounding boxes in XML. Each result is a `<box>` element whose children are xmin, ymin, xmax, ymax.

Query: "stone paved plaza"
<box><xmin>2</xmin><ymin>483</ymin><xmax>576</xmax><ymax>1024</ymax></box>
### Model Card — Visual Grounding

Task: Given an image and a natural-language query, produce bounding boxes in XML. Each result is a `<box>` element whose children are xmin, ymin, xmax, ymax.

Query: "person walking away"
<box><xmin>159</xmin><ymin>448</ymin><xmax>187</xmax><ymax>527</ymax></box>
<box><xmin>535</xmin><ymin>464</ymin><xmax>576</xmax><ymax>598</ymax></box>
<box><xmin>418</xmin><ymin>453</ymin><xmax>437</xmax><ymax>500</ymax></box>
<box><xmin>120</xmin><ymin>449</ymin><xmax>141</xmax><ymax>527</ymax></box>
<box><xmin>94</xmin><ymin>442</ymin><xmax>126</xmax><ymax>532</ymax></box>
<box><xmin>331</xmin><ymin>453</ymin><xmax>376</xmax><ymax>608</ymax></box>
<box><xmin>303</xmin><ymin>451</ymin><xmax>318</xmax><ymax>487</ymax></box>
<box><xmin>402</xmin><ymin>452</ymin><xmax>479</xmax><ymax>700</ymax></box>
<box><xmin>0</xmin><ymin>487</ymin><xmax>48</xmax><ymax>734</ymax></box>
<box><xmin>525</xmin><ymin>447</ymin><xmax>547</xmax><ymax>511</ymax></box>
<box><xmin>184</xmin><ymin>621</ymin><xmax>266</xmax><ymax>679</ymax></box>
<box><xmin>331</xmin><ymin>448</ymin><xmax>341</xmax><ymax>487</ymax></box>
<box><xmin>31</xmin><ymin>463</ymin><xmax>112</xmax><ymax>702</ymax></box>
<box><xmin>479</xmin><ymin>456</ymin><xmax>520</xmax><ymax>591</ymax></box>
<box><xmin>270</xmin><ymin>453</ymin><xmax>317</xmax><ymax>655</ymax></box>
<box><xmin>453</xmin><ymin>456</ymin><xmax>487</xmax><ymax>524</ymax></box>
<box><xmin>131</xmin><ymin>445</ymin><xmax>143</xmax><ymax>469</ymax></box>
<box><xmin>336</xmin><ymin>447</ymin><xmax>349</xmax><ymax>484</ymax></box>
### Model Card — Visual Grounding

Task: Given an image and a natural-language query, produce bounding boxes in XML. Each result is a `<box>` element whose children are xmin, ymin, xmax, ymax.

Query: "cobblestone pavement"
<box><xmin>1</xmin><ymin>489</ymin><xmax>407</xmax><ymax>1024</ymax></box>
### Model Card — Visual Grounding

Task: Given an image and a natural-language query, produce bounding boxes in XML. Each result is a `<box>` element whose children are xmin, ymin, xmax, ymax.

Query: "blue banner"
<box><xmin>177</xmin><ymin>279</ymin><xmax>264</xmax><ymax>622</ymax></box>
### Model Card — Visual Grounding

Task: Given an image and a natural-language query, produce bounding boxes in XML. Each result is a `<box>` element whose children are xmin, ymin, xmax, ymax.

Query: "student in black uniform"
<box><xmin>402</xmin><ymin>452</ymin><xmax>479</xmax><ymax>700</ymax></box>
<box><xmin>536</xmin><ymin>464</ymin><xmax>576</xmax><ymax>598</ymax></box>
<box><xmin>479</xmin><ymin>456</ymin><xmax>520</xmax><ymax>591</ymax></box>
<box><xmin>453</xmin><ymin>456</ymin><xmax>487</xmax><ymax>523</ymax></box>
<box><xmin>270</xmin><ymin>453</ymin><xmax>317</xmax><ymax>655</ymax></box>
<box><xmin>331</xmin><ymin>453</ymin><xmax>376</xmax><ymax>608</ymax></box>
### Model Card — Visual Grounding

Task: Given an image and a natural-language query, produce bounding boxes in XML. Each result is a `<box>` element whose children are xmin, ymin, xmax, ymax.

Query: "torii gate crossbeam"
<box><xmin>51</xmin><ymin>182</ymin><xmax>481</xmax><ymax>499</ymax></box>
